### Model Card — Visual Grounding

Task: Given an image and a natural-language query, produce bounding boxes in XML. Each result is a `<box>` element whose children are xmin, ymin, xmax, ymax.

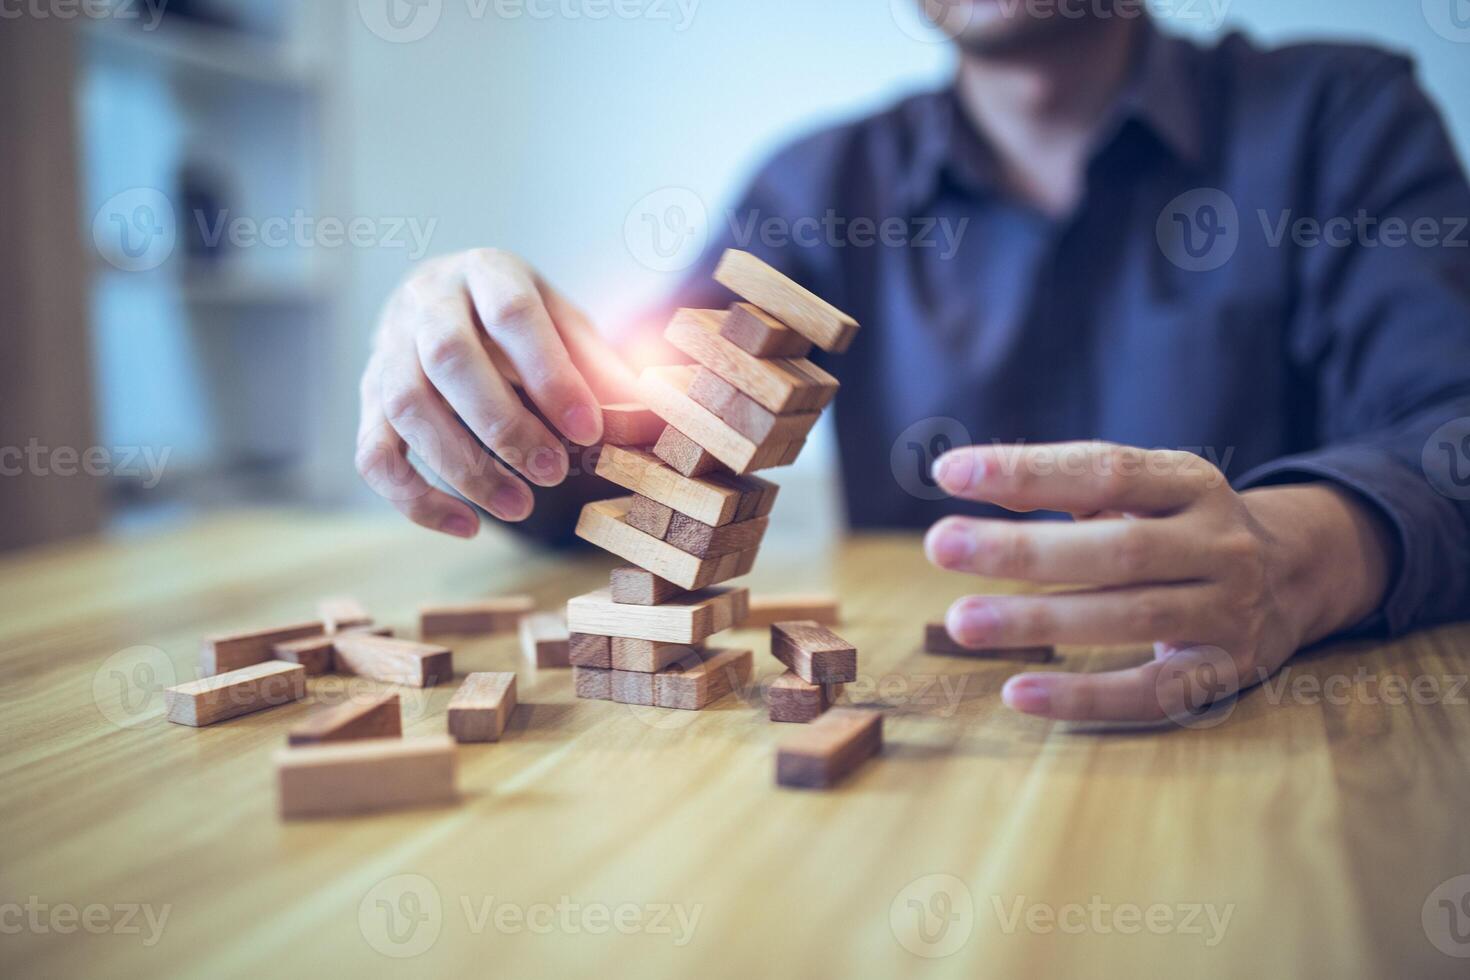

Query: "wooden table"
<box><xmin>4</xmin><ymin>511</ymin><xmax>1469</xmax><ymax>978</ymax></box>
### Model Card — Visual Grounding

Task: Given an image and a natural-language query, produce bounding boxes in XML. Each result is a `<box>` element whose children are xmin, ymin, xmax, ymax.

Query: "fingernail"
<box><xmin>933</xmin><ymin>451</ymin><xmax>975</xmax><ymax>494</ymax></box>
<box><xmin>562</xmin><ymin>403</ymin><xmax>601</xmax><ymax>446</ymax></box>
<box><xmin>1002</xmin><ymin>676</ymin><xmax>1052</xmax><ymax>714</ymax></box>
<box><xmin>441</xmin><ymin>514</ymin><xmax>478</xmax><ymax>538</ymax></box>
<box><xmin>491</xmin><ymin>485</ymin><xmax>531</xmax><ymax>521</ymax></box>
<box><xmin>931</xmin><ymin>523</ymin><xmax>974</xmax><ymax>567</ymax></box>
<box><xmin>950</xmin><ymin>600</ymin><xmax>1000</xmax><ymax>643</ymax></box>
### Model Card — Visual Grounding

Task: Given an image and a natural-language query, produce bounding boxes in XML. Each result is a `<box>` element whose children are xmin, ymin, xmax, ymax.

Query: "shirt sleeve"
<box><xmin>1238</xmin><ymin>56</ymin><xmax>1470</xmax><ymax>636</ymax></box>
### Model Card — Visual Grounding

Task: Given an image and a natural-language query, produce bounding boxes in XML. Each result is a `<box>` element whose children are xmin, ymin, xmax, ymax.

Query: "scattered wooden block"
<box><xmin>776</xmin><ymin>708</ymin><xmax>882</xmax><ymax>788</ymax></box>
<box><xmin>447</xmin><ymin>672</ymin><xmax>518</xmax><ymax>742</ymax></box>
<box><xmin>768</xmin><ymin>669</ymin><xmax>842</xmax><ymax>724</ymax></box>
<box><xmin>721</xmin><ymin>302</ymin><xmax>813</xmax><ymax>358</ymax></box>
<box><xmin>922</xmin><ymin>624</ymin><xmax>1056</xmax><ymax>663</ymax></box>
<box><xmin>271</xmin><ymin>635</ymin><xmax>337</xmax><ymax>676</ymax></box>
<box><xmin>317</xmin><ymin>596</ymin><xmax>372</xmax><ymax>633</ymax></box>
<box><xmin>611</xmin><ymin>637</ymin><xmax>701</xmax><ymax>673</ymax></box>
<box><xmin>741</xmin><ymin>593</ymin><xmax>840</xmax><ymax>629</ymax></box>
<box><xmin>165</xmin><ymin>661</ymin><xmax>307</xmax><ymax>727</ymax></box>
<box><xmin>600</xmin><ymin>402</ymin><xmax>666</xmax><ymax>446</ymax></box>
<box><xmin>276</xmin><ymin>735</ymin><xmax>457</xmax><ymax>818</ymax></box>
<box><xmin>626</xmin><ymin>494</ymin><xmax>675</xmax><ymax>539</ymax></box>
<box><xmin>567</xmin><ymin>585</ymin><xmax>749</xmax><ymax>644</ymax></box>
<box><xmin>688</xmin><ymin>367</ymin><xmax>822</xmax><ymax>446</ymax></box>
<box><xmin>520</xmin><ymin>612</ymin><xmax>570</xmax><ymax>668</ymax></box>
<box><xmin>200</xmin><ymin>620</ymin><xmax>325</xmax><ymax>676</ymax></box>
<box><xmin>666</xmin><ymin>512</ymin><xmax>769</xmax><ymax>559</ymax></box>
<box><xmin>639</xmin><ymin>366</ymin><xmax>798</xmax><ymax>475</ymax></box>
<box><xmin>333</xmin><ymin>633</ymin><xmax>453</xmax><ymax>687</ymax></box>
<box><xmin>568</xmin><ymin>631</ymin><xmax>612</xmax><ymax>668</ymax></box>
<box><xmin>715</xmin><ymin>249</ymin><xmax>859</xmax><ymax>354</ymax></box>
<box><xmin>610</xmin><ymin>669</ymin><xmax>656</xmax><ymax>706</ymax></box>
<box><xmin>419</xmin><ymin>596</ymin><xmax>535</xmax><ymax>636</ymax></box>
<box><xmin>665</xmin><ymin>309</ymin><xmax>838</xmax><ymax>415</ymax></box>
<box><xmin>596</xmin><ymin>445</ymin><xmax>773</xmax><ymax>527</ymax></box>
<box><xmin>573</xmin><ymin>665</ymin><xmax>612</xmax><ymax>700</ymax></box>
<box><xmin>609</xmin><ymin>566</ymin><xmax>685</xmax><ymax>606</ymax></box>
<box><xmin>656</xmin><ymin>647</ymin><xmax>752</xmax><ymax>710</ymax></box>
<box><xmin>288</xmin><ymin>692</ymin><xmax>401</xmax><ymax>745</ymax></box>
<box><xmin>653</xmin><ymin>424</ymin><xmax>722</xmax><ymax>477</ymax></box>
<box><xmin>771</xmin><ymin>621</ymin><xmax>857</xmax><ymax>684</ymax></box>
<box><xmin>574</xmin><ymin>497</ymin><xmax>752</xmax><ymax>590</ymax></box>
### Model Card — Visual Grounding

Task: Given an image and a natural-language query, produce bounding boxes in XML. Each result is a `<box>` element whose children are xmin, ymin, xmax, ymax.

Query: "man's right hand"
<box><xmin>355</xmin><ymin>249</ymin><xmax>637</xmax><ymax>538</ymax></box>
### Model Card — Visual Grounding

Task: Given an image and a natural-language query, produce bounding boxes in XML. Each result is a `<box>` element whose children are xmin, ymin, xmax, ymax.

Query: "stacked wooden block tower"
<box><xmin>566</xmin><ymin>249</ymin><xmax>860</xmax><ymax>710</ymax></box>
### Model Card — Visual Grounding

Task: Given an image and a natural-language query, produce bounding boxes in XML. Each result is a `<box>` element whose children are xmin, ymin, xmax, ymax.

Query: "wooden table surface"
<box><xmin>3</xmin><ymin>511</ymin><xmax>1469</xmax><ymax>979</ymax></box>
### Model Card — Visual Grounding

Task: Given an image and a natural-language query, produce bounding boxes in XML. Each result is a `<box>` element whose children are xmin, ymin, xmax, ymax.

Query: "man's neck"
<box><xmin>954</xmin><ymin>18</ymin><xmax>1144</xmax><ymax>216</ymax></box>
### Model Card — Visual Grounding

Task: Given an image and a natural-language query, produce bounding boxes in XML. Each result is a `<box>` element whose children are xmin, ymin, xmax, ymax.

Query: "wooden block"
<box><xmin>741</xmin><ymin>593</ymin><xmax>840</xmax><ymax>629</ymax></box>
<box><xmin>688</xmin><ymin>367</ymin><xmax>822</xmax><ymax>445</ymax></box>
<box><xmin>520</xmin><ymin>612</ymin><xmax>570</xmax><ymax>668</ymax></box>
<box><xmin>288</xmin><ymin>692</ymin><xmax>401</xmax><ymax>745</ymax></box>
<box><xmin>165</xmin><ymin>661</ymin><xmax>306</xmax><ymax>727</ymax></box>
<box><xmin>721</xmin><ymin>302</ymin><xmax>814</xmax><ymax>358</ymax></box>
<box><xmin>734</xmin><ymin>480</ymin><xmax>781</xmax><ymax>523</ymax></box>
<box><xmin>626</xmin><ymin>494</ymin><xmax>675</xmax><ymax>539</ymax></box>
<box><xmin>639</xmin><ymin>367</ymin><xmax>797</xmax><ymax>475</ymax></box>
<box><xmin>276</xmin><ymin>735</ymin><xmax>457</xmax><ymax>818</ymax></box>
<box><xmin>596</xmin><ymin>444</ymin><xmax>772</xmax><ymax>527</ymax></box>
<box><xmin>611</xmin><ymin>637</ymin><xmax>701</xmax><ymax>673</ymax></box>
<box><xmin>665</xmin><ymin>309</ymin><xmax>838</xmax><ymax>414</ymax></box>
<box><xmin>768</xmin><ymin>669</ymin><xmax>842</xmax><ymax>724</ymax></box>
<box><xmin>715</xmin><ymin>249</ymin><xmax>859</xmax><ymax>353</ymax></box>
<box><xmin>653</xmin><ymin>424</ymin><xmax>722</xmax><ymax>477</ymax></box>
<box><xmin>333</xmin><ymin>633</ymin><xmax>453</xmax><ymax>688</ymax></box>
<box><xmin>610</xmin><ymin>669</ymin><xmax>656</xmax><ymax>706</ymax></box>
<box><xmin>573</xmin><ymin>666</ymin><xmax>613</xmax><ymax>700</ymax></box>
<box><xmin>271</xmin><ymin>635</ymin><xmax>337</xmax><ymax>676</ymax></box>
<box><xmin>775</xmin><ymin>708</ymin><xmax>882</xmax><ymax>788</ymax></box>
<box><xmin>656</xmin><ymin>647</ymin><xmax>752</xmax><ymax>710</ymax></box>
<box><xmin>666</xmin><ymin>512</ymin><xmax>769</xmax><ymax>559</ymax></box>
<box><xmin>609</xmin><ymin>566</ymin><xmax>685</xmax><ymax>606</ymax></box>
<box><xmin>317</xmin><ymin>596</ymin><xmax>372</xmax><ymax>633</ymax></box>
<box><xmin>574</xmin><ymin>497</ymin><xmax>751</xmax><ymax>591</ymax></box>
<box><xmin>600</xmin><ymin>402</ymin><xmax>666</xmax><ymax>446</ymax></box>
<box><xmin>567</xmin><ymin>584</ymin><xmax>749</xmax><ymax>644</ymax></box>
<box><xmin>923</xmin><ymin>623</ymin><xmax>1055</xmax><ymax>663</ymax></box>
<box><xmin>568</xmin><ymin>631</ymin><xmax>612</xmax><ymax>668</ymax></box>
<box><xmin>771</xmin><ymin>621</ymin><xmax>857</xmax><ymax>684</ymax></box>
<box><xmin>447</xmin><ymin>672</ymin><xmax>518</xmax><ymax>742</ymax></box>
<box><xmin>200</xmin><ymin>620</ymin><xmax>325</xmax><ymax>676</ymax></box>
<box><xmin>774</xmin><ymin>437</ymin><xmax>807</xmax><ymax>466</ymax></box>
<box><xmin>419</xmin><ymin>596</ymin><xmax>535</xmax><ymax>636</ymax></box>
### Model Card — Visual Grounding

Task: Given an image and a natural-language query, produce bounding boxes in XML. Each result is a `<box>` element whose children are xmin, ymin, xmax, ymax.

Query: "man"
<box><xmin>354</xmin><ymin>3</ymin><xmax>1470</xmax><ymax>724</ymax></box>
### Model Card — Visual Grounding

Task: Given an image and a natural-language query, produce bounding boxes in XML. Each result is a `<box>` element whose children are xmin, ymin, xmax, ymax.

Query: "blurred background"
<box><xmin>2</xmin><ymin>0</ymin><xmax>1467</xmax><ymax>553</ymax></box>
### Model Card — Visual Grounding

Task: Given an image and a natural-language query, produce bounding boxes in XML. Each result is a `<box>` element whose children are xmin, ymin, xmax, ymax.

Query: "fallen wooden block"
<box><xmin>200</xmin><ymin>620</ymin><xmax>325</xmax><ymax>676</ymax></box>
<box><xmin>568</xmin><ymin>632</ymin><xmax>612</xmax><ymax>668</ymax></box>
<box><xmin>657</xmin><ymin>647</ymin><xmax>752</xmax><ymax>710</ymax></box>
<box><xmin>776</xmin><ymin>708</ymin><xmax>881</xmax><ymax>788</ymax></box>
<box><xmin>447</xmin><ymin>672</ymin><xmax>518</xmax><ymax>742</ymax></box>
<box><xmin>923</xmin><ymin>624</ymin><xmax>1055</xmax><ymax>663</ymax></box>
<box><xmin>611</xmin><ymin>637</ymin><xmax>701</xmax><ymax>673</ymax></box>
<box><xmin>742</xmin><ymin>593</ymin><xmax>840</xmax><ymax>629</ymax></box>
<box><xmin>771</xmin><ymin>621</ymin><xmax>857</xmax><ymax>684</ymax></box>
<box><xmin>609</xmin><ymin>566</ymin><xmax>685</xmax><ymax>606</ymax></box>
<box><xmin>567</xmin><ymin>585</ymin><xmax>749</xmax><ymax>644</ymax></box>
<box><xmin>610</xmin><ymin>669</ymin><xmax>656</xmax><ymax>706</ymax></box>
<box><xmin>271</xmin><ymin>635</ymin><xmax>337</xmax><ymax>676</ymax></box>
<box><xmin>166</xmin><ymin>661</ymin><xmax>306</xmax><ymax>727</ymax></box>
<box><xmin>626</xmin><ymin>494</ymin><xmax>676</xmax><ymax>539</ymax></box>
<box><xmin>666</xmin><ymin>512</ymin><xmax>769</xmax><ymax>559</ymax></box>
<box><xmin>721</xmin><ymin>302</ymin><xmax>813</xmax><ymax>358</ymax></box>
<box><xmin>419</xmin><ymin>596</ymin><xmax>535</xmax><ymax>636</ymax></box>
<box><xmin>638</xmin><ymin>366</ymin><xmax>797</xmax><ymax>475</ymax></box>
<box><xmin>574</xmin><ymin>497</ymin><xmax>754</xmax><ymax>591</ymax></box>
<box><xmin>653</xmin><ymin>424</ymin><xmax>722</xmax><ymax>477</ymax></box>
<box><xmin>317</xmin><ymin>596</ymin><xmax>372</xmax><ymax>633</ymax></box>
<box><xmin>520</xmin><ymin>612</ymin><xmax>570</xmax><ymax>668</ymax></box>
<box><xmin>768</xmin><ymin>669</ymin><xmax>842</xmax><ymax>724</ymax></box>
<box><xmin>600</xmin><ymin>402</ymin><xmax>666</xmax><ymax>447</ymax></box>
<box><xmin>665</xmin><ymin>309</ymin><xmax>838</xmax><ymax>415</ymax></box>
<box><xmin>715</xmin><ymin>248</ymin><xmax>860</xmax><ymax>354</ymax></box>
<box><xmin>276</xmin><ymin>735</ymin><xmax>457</xmax><ymax>818</ymax></box>
<box><xmin>688</xmin><ymin>367</ymin><xmax>822</xmax><ymax>446</ymax></box>
<box><xmin>573</xmin><ymin>665</ymin><xmax>613</xmax><ymax>700</ymax></box>
<box><xmin>596</xmin><ymin>445</ymin><xmax>775</xmax><ymax>527</ymax></box>
<box><xmin>288</xmin><ymin>692</ymin><xmax>401</xmax><ymax>745</ymax></box>
<box><xmin>333</xmin><ymin>633</ymin><xmax>453</xmax><ymax>687</ymax></box>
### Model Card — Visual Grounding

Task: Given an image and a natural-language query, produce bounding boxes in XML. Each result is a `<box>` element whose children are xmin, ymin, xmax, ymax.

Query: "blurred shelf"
<box><xmin>80</xmin><ymin>16</ymin><xmax>319</xmax><ymax>91</ymax></box>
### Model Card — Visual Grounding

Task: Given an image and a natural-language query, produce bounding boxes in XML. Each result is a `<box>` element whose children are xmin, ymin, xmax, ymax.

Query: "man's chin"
<box><xmin>924</xmin><ymin>0</ymin><xmax>1110</xmax><ymax>57</ymax></box>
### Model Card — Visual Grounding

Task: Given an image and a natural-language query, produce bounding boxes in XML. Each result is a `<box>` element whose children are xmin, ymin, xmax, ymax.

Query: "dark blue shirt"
<box><xmin>661</xmin><ymin>25</ymin><xmax>1470</xmax><ymax>637</ymax></box>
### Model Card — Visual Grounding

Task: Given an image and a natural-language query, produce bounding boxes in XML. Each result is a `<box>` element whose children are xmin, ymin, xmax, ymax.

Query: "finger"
<box><xmin>1001</xmin><ymin>646</ymin><xmax>1242</xmax><ymax>723</ymax></box>
<box><xmin>541</xmin><ymin>282</ymin><xmax>641</xmax><ymax>403</ymax></box>
<box><xmin>462</xmin><ymin>249</ymin><xmax>603</xmax><ymax>446</ymax></box>
<box><xmin>945</xmin><ymin>583</ymin><xmax>1219</xmax><ymax>647</ymax></box>
<box><xmin>356</xmin><ymin>378</ymin><xmax>480</xmax><ymax>538</ymax></box>
<box><xmin>410</xmin><ymin>292</ymin><xmax>570</xmax><ymax>487</ymax></box>
<box><xmin>371</xmin><ymin>345</ymin><xmax>535</xmax><ymax>522</ymax></box>
<box><xmin>932</xmin><ymin>442</ymin><xmax>1216</xmax><ymax>515</ymax></box>
<box><xmin>924</xmin><ymin>515</ymin><xmax>1211</xmax><ymax>586</ymax></box>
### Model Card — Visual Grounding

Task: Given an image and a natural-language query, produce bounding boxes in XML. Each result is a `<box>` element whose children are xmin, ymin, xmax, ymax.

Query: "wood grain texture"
<box><xmin>771</xmin><ymin>621</ymin><xmax>858</xmax><ymax>684</ymax></box>
<box><xmin>610</xmin><ymin>637</ymin><xmax>701</xmax><ymax>673</ymax></box>
<box><xmin>566</xmin><ymin>585</ymin><xmax>749</xmax><ymax>644</ymax></box>
<box><xmin>572</xmin><ymin>665</ymin><xmax>612</xmax><ymax>700</ymax></box>
<box><xmin>288</xmin><ymin>692</ymin><xmax>401</xmax><ymax>745</ymax></box>
<box><xmin>775</xmin><ymin>708</ymin><xmax>882</xmax><ymax>788</ymax></box>
<box><xmin>638</xmin><ymin>366</ymin><xmax>797</xmax><ymax>475</ymax></box>
<box><xmin>626</xmin><ymin>495</ymin><xmax>676</xmax><ymax>539</ymax></box>
<box><xmin>610</xmin><ymin>669</ymin><xmax>656</xmax><ymax>706</ymax></box>
<box><xmin>665</xmin><ymin>309</ymin><xmax>838</xmax><ymax>414</ymax></box>
<box><xmin>595</xmin><ymin>444</ymin><xmax>771</xmax><ymax>527</ymax></box>
<box><xmin>600</xmin><ymin>402</ymin><xmax>666</xmax><ymax>447</ymax></box>
<box><xmin>419</xmin><ymin>596</ymin><xmax>535</xmax><ymax>635</ymax></box>
<box><xmin>574</xmin><ymin>497</ymin><xmax>753</xmax><ymax>591</ymax></box>
<box><xmin>276</xmin><ymin>735</ymin><xmax>457</xmax><ymax>818</ymax></box>
<box><xmin>568</xmin><ymin>632</ymin><xmax>612</xmax><ymax>668</ymax></box>
<box><xmin>271</xmin><ymin>635</ymin><xmax>337</xmax><ymax>676</ymax></box>
<box><xmin>656</xmin><ymin>647</ymin><xmax>752</xmax><ymax>710</ymax></box>
<box><xmin>688</xmin><ymin>367</ymin><xmax>822</xmax><ymax>446</ymax></box>
<box><xmin>165</xmin><ymin>660</ymin><xmax>307</xmax><ymax>727</ymax></box>
<box><xmin>742</xmin><ymin>593</ymin><xmax>840</xmax><ymax>628</ymax></box>
<box><xmin>667</xmin><ymin>512</ymin><xmax>770</xmax><ymax>559</ymax></box>
<box><xmin>608</xmin><ymin>566</ymin><xmax>685</xmax><ymax>606</ymax></box>
<box><xmin>200</xmin><ymin>620</ymin><xmax>324</xmax><ymax>675</ymax></box>
<box><xmin>714</xmin><ymin>248</ymin><xmax>860</xmax><ymax>353</ymax></box>
<box><xmin>720</xmin><ymin>301</ymin><xmax>814</xmax><ymax>358</ymax></box>
<box><xmin>332</xmin><ymin>633</ymin><xmax>454</xmax><ymax>687</ymax></box>
<box><xmin>768</xmin><ymin>669</ymin><xmax>841</xmax><ymax>724</ymax></box>
<box><xmin>448</xmin><ymin>672</ymin><xmax>518</xmax><ymax>742</ymax></box>
<box><xmin>653</xmin><ymin>424</ymin><xmax>722</xmax><ymax>477</ymax></box>
<box><xmin>923</xmin><ymin>623</ymin><xmax>1056</xmax><ymax>663</ymax></box>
